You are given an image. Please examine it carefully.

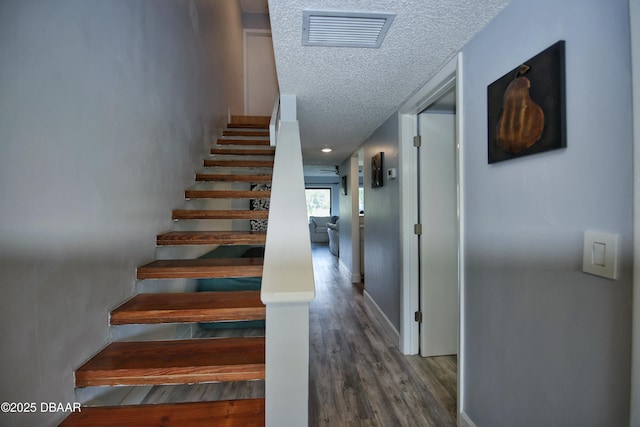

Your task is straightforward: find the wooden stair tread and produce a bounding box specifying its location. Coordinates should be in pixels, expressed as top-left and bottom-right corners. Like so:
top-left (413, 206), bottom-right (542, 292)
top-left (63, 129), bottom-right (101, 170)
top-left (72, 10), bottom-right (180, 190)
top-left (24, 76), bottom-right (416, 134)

top-left (211, 148), bottom-right (275, 156)
top-left (137, 257), bottom-right (264, 279)
top-left (230, 115), bottom-right (270, 127)
top-left (204, 159), bottom-right (274, 168)
top-left (111, 291), bottom-right (265, 325)
top-left (172, 209), bottom-right (269, 220)
top-left (60, 399), bottom-right (265, 427)
top-left (185, 190), bottom-right (271, 199)
top-left (157, 231), bottom-right (267, 246)
top-left (227, 122), bottom-right (269, 129)
top-left (217, 138), bottom-right (270, 146)
top-left (223, 130), bottom-right (269, 137)
top-left (196, 173), bottom-right (272, 183)
top-left (75, 337), bottom-right (265, 386)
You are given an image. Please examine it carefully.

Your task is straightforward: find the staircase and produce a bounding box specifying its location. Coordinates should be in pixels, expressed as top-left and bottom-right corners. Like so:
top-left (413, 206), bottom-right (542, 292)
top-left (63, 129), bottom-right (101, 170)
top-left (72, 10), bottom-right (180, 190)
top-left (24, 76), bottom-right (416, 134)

top-left (61, 116), bottom-right (273, 426)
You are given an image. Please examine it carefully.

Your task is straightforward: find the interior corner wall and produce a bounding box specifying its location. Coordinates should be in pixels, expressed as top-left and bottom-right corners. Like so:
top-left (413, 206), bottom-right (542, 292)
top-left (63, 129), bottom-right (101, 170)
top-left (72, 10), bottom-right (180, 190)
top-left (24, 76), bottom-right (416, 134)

top-left (242, 12), bottom-right (271, 30)
top-left (0, 1), bottom-right (243, 426)
top-left (362, 114), bottom-right (401, 330)
top-left (460, 0), bottom-right (633, 424)
top-left (338, 155), bottom-right (359, 281)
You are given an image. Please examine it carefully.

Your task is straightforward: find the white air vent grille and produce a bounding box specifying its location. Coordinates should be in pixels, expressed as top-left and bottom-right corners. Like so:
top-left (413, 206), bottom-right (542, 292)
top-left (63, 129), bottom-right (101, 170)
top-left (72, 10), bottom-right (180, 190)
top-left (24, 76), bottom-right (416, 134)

top-left (302, 11), bottom-right (395, 48)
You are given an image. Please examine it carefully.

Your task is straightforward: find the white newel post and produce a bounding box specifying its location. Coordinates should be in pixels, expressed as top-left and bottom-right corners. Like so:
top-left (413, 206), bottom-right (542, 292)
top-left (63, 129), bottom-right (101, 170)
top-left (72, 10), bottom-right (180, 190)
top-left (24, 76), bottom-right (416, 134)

top-left (262, 94), bottom-right (315, 427)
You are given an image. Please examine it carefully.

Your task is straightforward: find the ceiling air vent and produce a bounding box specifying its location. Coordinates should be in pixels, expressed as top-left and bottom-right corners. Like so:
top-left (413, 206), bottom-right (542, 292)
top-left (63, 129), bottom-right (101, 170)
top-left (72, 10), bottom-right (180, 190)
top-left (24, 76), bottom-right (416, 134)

top-left (302, 10), bottom-right (395, 48)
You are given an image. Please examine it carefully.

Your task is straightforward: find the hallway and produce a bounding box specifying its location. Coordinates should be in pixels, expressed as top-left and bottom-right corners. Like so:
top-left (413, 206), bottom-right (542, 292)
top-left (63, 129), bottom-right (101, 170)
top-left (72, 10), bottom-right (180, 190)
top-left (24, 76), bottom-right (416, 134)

top-left (309, 243), bottom-right (456, 426)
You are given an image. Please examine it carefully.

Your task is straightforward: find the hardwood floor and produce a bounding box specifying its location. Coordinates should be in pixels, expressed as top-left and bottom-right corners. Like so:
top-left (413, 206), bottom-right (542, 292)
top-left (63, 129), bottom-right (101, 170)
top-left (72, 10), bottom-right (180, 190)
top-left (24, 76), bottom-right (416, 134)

top-left (140, 243), bottom-right (456, 426)
top-left (308, 243), bottom-right (457, 427)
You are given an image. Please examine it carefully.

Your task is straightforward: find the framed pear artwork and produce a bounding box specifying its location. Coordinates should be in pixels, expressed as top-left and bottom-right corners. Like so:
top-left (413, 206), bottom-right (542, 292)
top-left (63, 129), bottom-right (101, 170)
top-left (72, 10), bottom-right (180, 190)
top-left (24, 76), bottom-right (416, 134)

top-left (487, 41), bottom-right (566, 163)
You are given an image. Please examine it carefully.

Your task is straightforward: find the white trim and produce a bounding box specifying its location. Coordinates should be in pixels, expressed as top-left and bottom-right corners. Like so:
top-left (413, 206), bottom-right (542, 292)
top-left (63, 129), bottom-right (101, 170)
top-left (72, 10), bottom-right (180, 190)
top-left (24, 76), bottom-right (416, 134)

top-left (363, 290), bottom-right (400, 347)
top-left (397, 53), bottom-right (465, 423)
top-left (456, 51), bottom-right (466, 425)
top-left (398, 112), bottom-right (420, 355)
top-left (459, 411), bottom-right (477, 427)
top-left (630, 0), bottom-right (640, 424)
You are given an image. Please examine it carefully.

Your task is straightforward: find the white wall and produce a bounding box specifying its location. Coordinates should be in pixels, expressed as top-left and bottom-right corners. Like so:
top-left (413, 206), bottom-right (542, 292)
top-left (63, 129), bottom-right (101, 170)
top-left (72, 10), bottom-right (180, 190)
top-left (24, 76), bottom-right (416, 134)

top-left (461, 0), bottom-right (633, 424)
top-left (0, 1), bottom-right (243, 426)
top-left (362, 114), bottom-right (401, 330)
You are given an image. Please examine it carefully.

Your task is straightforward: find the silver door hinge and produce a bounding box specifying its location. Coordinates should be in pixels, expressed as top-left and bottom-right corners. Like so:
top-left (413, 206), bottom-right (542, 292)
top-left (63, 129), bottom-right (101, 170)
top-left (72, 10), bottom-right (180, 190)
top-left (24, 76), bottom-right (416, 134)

top-left (414, 223), bottom-right (422, 235)
top-left (413, 135), bottom-right (422, 148)
top-left (415, 311), bottom-right (423, 323)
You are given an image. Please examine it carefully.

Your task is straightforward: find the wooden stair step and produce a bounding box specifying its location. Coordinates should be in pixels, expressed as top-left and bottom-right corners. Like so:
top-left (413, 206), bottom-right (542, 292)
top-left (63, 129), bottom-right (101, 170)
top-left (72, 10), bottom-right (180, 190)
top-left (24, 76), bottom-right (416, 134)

top-left (196, 173), bottom-right (272, 183)
top-left (172, 209), bottom-right (269, 220)
top-left (157, 231), bottom-right (266, 246)
top-left (211, 148), bottom-right (275, 156)
top-left (75, 337), bottom-right (265, 386)
top-left (227, 122), bottom-right (269, 129)
top-left (185, 190), bottom-right (271, 199)
top-left (137, 257), bottom-right (263, 279)
top-left (217, 139), bottom-right (270, 147)
top-left (111, 291), bottom-right (265, 325)
top-left (230, 115), bottom-right (270, 127)
top-left (60, 399), bottom-right (265, 427)
top-left (204, 159), bottom-right (274, 168)
top-left (222, 130), bottom-right (269, 137)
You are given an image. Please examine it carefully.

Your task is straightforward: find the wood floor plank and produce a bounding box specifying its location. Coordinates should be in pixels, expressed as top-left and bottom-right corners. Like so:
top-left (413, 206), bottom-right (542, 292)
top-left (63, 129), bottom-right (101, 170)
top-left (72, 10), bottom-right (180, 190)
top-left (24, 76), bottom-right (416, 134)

top-left (59, 399), bottom-right (265, 426)
top-left (156, 231), bottom-right (267, 246)
top-left (185, 190), bottom-right (271, 199)
top-left (195, 173), bottom-right (272, 183)
top-left (110, 291), bottom-right (265, 325)
top-left (211, 148), bottom-right (275, 156)
top-left (204, 159), bottom-right (274, 168)
top-left (172, 209), bottom-right (269, 220)
top-left (137, 258), bottom-right (263, 279)
top-left (75, 337), bottom-right (265, 387)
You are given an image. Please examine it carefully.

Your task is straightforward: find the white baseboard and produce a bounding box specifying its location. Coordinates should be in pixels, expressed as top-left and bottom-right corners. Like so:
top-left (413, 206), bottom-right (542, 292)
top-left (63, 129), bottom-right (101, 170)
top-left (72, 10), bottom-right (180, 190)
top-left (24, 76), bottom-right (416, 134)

top-left (460, 411), bottom-right (477, 427)
top-left (363, 290), bottom-right (400, 348)
top-left (338, 258), bottom-right (361, 284)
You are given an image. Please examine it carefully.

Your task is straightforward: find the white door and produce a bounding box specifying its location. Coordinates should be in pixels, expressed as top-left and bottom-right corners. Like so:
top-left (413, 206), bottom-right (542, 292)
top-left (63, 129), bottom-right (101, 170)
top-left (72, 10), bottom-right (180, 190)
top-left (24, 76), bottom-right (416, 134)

top-left (244, 30), bottom-right (278, 116)
top-left (418, 96), bottom-right (458, 357)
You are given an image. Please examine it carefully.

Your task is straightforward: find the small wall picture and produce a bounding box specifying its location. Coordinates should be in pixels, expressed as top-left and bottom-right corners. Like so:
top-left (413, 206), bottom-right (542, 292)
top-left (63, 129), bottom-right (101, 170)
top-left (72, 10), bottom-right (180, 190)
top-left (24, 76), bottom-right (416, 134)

top-left (341, 175), bottom-right (348, 195)
top-left (487, 40), bottom-right (566, 163)
top-left (371, 152), bottom-right (384, 188)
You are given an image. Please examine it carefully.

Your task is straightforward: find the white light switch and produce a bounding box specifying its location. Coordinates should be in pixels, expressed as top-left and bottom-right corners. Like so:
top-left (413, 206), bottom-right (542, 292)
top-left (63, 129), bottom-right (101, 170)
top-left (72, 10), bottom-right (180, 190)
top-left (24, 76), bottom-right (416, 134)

top-left (583, 231), bottom-right (618, 280)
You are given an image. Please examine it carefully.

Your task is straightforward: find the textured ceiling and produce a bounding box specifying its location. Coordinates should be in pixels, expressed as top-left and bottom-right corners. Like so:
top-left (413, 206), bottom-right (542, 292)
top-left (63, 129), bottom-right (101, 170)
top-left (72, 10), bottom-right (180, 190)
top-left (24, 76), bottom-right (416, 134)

top-left (268, 0), bottom-right (510, 169)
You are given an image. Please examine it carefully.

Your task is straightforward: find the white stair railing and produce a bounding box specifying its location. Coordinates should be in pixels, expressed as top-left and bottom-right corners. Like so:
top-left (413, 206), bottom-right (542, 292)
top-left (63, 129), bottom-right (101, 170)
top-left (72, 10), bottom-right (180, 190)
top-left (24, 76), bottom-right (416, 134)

top-left (262, 94), bottom-right (316, 427)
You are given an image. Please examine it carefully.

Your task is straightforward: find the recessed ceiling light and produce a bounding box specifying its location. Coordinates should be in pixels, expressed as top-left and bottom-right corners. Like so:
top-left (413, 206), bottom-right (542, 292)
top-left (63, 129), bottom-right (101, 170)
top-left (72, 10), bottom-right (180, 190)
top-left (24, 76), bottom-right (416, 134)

top-left (321, 147), bottom-right (332, 153)
top-left (302, 10), bottom-right (395, 48)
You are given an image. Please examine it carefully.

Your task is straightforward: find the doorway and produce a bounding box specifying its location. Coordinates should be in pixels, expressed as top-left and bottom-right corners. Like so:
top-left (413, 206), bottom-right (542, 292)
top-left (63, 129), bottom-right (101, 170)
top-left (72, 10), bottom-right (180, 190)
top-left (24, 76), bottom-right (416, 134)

top-left (243, 29), bottom-right (278, 116)
top-left (397, 53), bottom-right (463, 419)
top-left (417, 90), bottom-right (458, 357)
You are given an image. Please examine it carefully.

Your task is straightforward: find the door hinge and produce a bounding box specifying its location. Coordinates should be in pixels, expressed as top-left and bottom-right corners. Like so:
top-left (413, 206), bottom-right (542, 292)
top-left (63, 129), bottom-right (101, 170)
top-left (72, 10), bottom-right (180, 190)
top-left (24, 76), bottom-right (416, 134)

top-left (415, 311), bottom-right (423, 323)
top-left (413, 135), bottom-right (422, 148)
top-left (414, 223), bottom-right (422, 235)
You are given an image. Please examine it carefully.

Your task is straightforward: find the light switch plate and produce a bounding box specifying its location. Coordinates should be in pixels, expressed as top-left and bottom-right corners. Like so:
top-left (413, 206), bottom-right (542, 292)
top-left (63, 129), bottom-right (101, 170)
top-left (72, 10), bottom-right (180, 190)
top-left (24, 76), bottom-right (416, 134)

top-left (582, 231), bottom-right (618, 280)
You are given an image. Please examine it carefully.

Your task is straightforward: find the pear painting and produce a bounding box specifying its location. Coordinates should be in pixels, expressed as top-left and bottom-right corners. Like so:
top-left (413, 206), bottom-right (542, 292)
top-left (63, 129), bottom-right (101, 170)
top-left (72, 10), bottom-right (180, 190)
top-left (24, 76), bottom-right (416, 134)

top-left (495, 64), bottom-right (545, 154)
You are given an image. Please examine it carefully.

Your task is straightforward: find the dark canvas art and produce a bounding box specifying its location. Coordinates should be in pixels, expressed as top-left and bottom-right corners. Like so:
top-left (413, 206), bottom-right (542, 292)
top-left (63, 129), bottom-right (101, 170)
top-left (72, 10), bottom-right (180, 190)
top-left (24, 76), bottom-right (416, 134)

top-left (371, 152), bottom-right (384, 188)
top-left (487, 41), bottom-right (566, 163)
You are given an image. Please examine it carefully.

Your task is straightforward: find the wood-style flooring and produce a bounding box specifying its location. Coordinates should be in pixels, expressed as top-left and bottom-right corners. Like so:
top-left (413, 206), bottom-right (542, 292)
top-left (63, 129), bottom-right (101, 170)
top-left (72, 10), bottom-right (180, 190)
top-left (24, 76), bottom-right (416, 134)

top-left (141, 243), bottom-right (456, 426)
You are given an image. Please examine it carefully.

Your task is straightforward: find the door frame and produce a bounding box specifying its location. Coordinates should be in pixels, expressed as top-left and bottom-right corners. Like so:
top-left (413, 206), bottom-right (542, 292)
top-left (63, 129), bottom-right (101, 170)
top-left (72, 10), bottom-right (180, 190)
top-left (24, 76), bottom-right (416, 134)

top-left (630, 0), bottom-right (639, 423)
top-left (243, 29), bottom-right (274, 116)
top-left (397, 52), bottom-right (465, 417)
